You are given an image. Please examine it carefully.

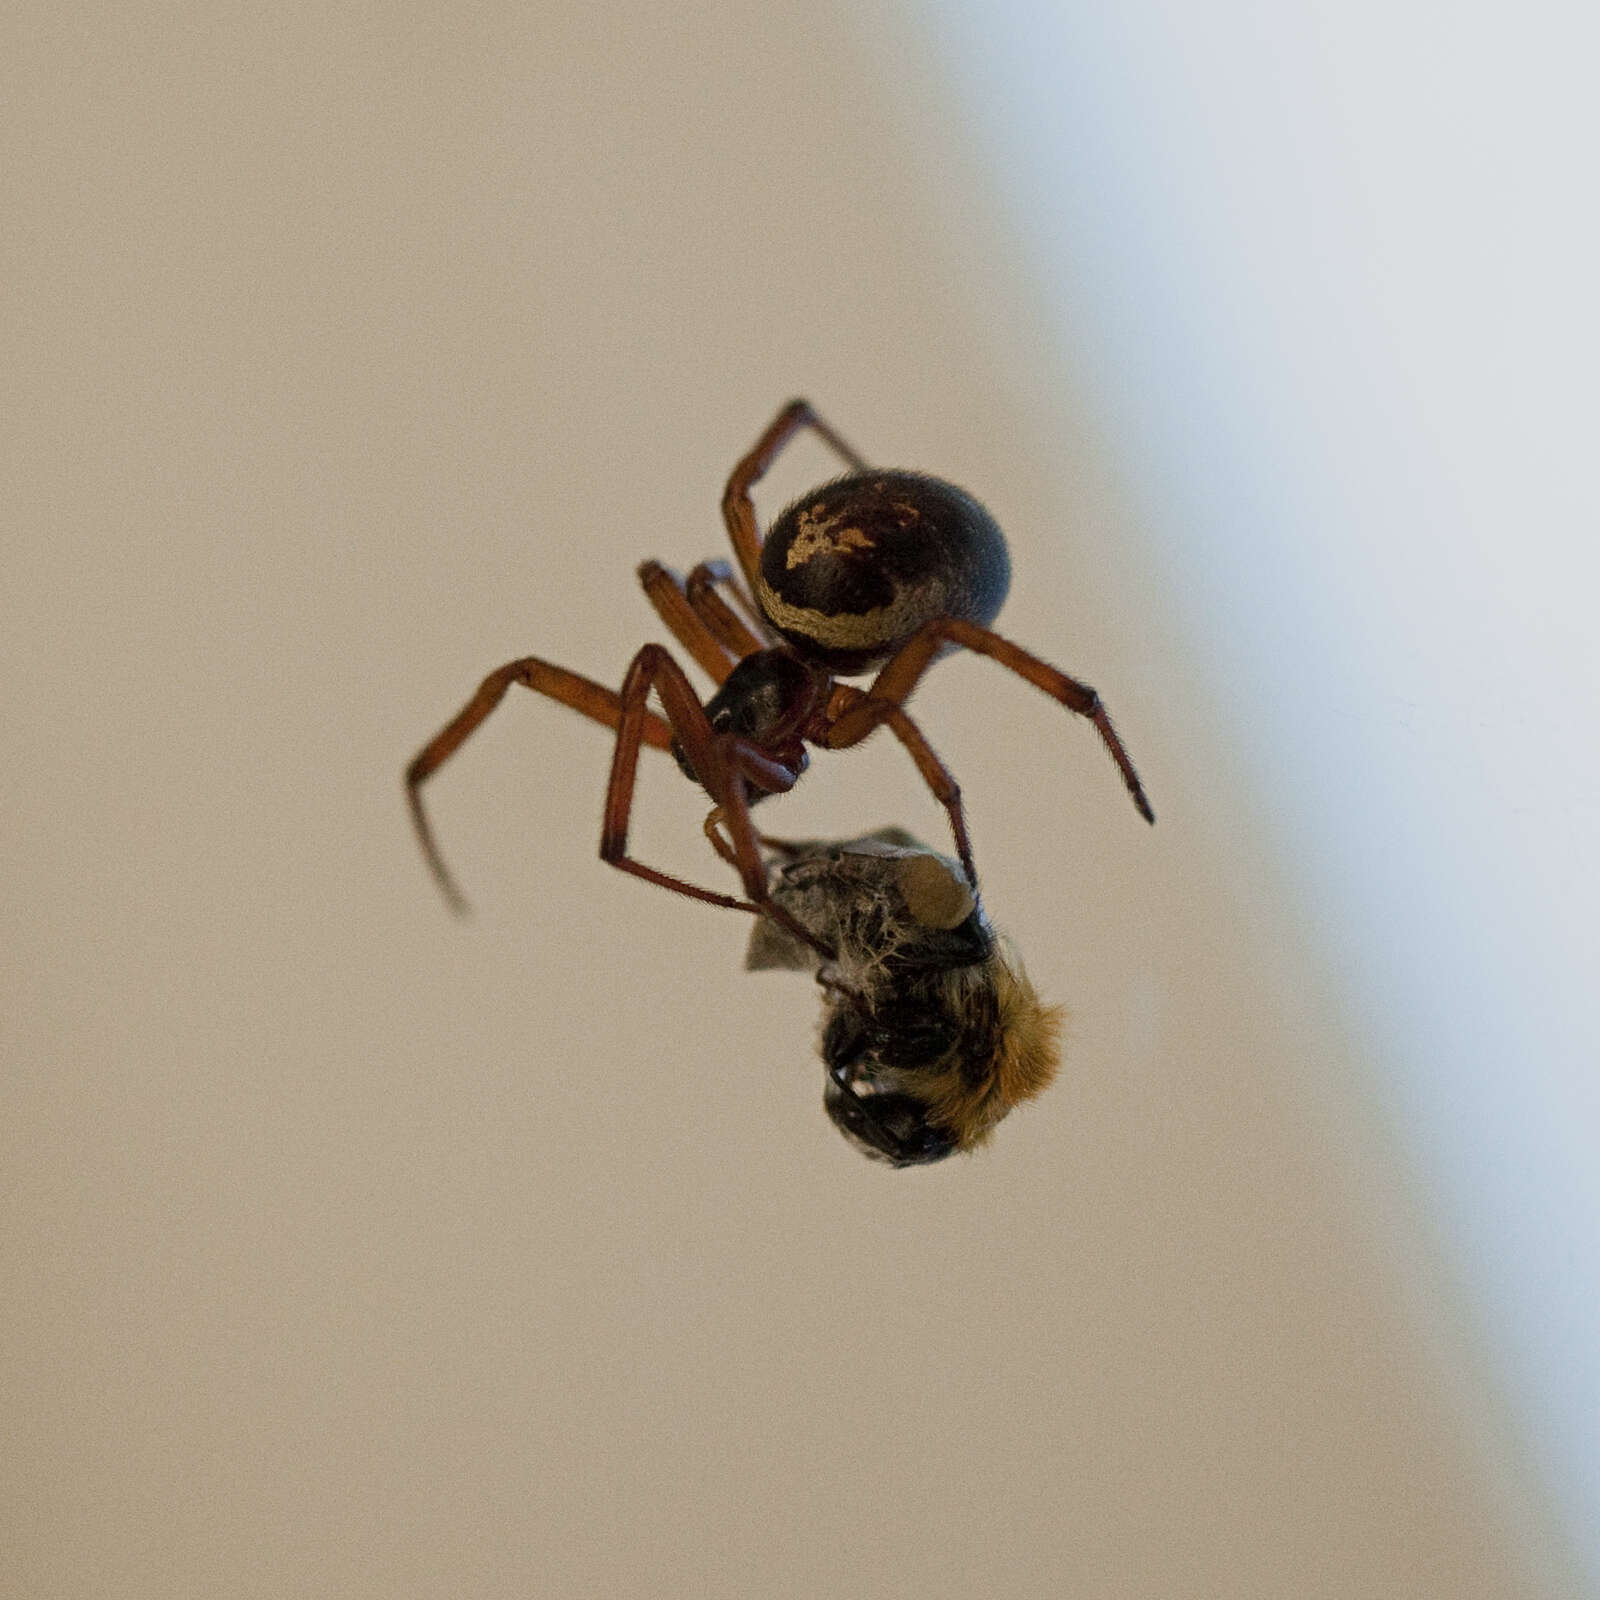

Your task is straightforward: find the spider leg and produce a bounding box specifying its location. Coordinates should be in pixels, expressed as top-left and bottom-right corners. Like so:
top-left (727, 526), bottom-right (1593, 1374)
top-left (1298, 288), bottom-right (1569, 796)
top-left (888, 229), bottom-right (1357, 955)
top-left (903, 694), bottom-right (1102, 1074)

top-left (721, 399), bottom-right (869, 590)
top-left (406, 657), bottom-right (675, 913)
top-left (830, 618), bottom-right (1155, 824)
top-left (637, 560), bottom-right (739, 684)
top-left (702, 807), bottom-right (742, 872)
top-left (821, 686), bottom-right (978, 886)
top-left (601, 644), bottom-right (835, 956)
top-left (685, 559), bottom-right (773, 655)
top-left (700, 811), bottom-right (823, 885)
top-left (745, 831), bottom-right (822, 860)
top-left (704, 810), bottom-right (859, 972)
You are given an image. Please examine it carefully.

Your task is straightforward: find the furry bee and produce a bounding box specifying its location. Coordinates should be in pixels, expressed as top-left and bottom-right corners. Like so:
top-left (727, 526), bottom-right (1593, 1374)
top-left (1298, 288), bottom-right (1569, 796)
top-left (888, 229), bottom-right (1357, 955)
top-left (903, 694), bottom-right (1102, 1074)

top-left (746, 829), bottom-right (1062, 1166)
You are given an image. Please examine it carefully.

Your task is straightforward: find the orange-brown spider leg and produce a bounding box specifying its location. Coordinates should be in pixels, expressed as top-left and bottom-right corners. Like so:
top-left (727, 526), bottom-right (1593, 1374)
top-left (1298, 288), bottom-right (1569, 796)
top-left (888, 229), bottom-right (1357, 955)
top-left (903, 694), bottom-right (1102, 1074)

top-left (701, 812), bottom-right (821, 876)
top-left (832, 618), bottom-right (1156, 825)
top-left (701, 808), bottom-right (760, 875)
top-left (637, 560), bottom-right (738, 684)
top-left (706, 813), bottom-right (870, 1005)
top-left (406, 657), bottom-right (675, 913)
top-left (821, 688), bottom-right (978, 886)
top-left (736, 830), bottom-right (823, 861)
top-left (685, 559), bottom-right (772, 655)
top-left (721, 399), bottom-right (869, 590)
top-left (601, 644), bottom-right (836, 956)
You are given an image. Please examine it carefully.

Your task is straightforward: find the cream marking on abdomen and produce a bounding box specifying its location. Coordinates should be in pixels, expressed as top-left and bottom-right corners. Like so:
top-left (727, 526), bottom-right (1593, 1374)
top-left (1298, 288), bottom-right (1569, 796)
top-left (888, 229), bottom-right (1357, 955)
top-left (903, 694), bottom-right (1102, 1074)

top-left (754, 574), bottom-right (948, 653)
top-left (784, 505), bottom-right (878, 570)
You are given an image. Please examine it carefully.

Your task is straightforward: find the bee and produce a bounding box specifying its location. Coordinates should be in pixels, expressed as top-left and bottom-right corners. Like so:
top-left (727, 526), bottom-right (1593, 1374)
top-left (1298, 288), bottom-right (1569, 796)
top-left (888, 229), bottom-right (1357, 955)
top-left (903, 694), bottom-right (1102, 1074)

top-left (747, 829), bottom-right (1063, 1166)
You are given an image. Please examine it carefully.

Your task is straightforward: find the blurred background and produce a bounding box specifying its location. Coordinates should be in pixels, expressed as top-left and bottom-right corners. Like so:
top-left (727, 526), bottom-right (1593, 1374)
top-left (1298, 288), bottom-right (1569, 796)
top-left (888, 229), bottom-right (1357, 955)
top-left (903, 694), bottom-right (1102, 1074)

top-left (5, 2), bottom-right (1594, 1595)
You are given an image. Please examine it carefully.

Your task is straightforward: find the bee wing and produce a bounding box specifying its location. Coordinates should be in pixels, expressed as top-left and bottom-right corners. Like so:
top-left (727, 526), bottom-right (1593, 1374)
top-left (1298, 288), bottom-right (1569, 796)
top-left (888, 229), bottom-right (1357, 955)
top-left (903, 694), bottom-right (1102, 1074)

top-left (745, 915), bottom-right (815, 971)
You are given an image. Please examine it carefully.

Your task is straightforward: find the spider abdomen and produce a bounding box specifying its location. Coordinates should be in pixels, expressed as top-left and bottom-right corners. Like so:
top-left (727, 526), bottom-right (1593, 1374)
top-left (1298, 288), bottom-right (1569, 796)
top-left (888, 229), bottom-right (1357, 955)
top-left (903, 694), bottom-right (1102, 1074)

top-left (755, 471), bottom-right (1011, 675)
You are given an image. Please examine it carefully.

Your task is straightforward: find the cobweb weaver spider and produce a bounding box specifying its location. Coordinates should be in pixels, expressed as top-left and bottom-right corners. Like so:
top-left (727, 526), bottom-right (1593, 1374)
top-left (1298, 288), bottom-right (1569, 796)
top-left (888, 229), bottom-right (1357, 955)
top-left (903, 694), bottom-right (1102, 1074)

top-left (406, 400), bottom-right (1153, 956)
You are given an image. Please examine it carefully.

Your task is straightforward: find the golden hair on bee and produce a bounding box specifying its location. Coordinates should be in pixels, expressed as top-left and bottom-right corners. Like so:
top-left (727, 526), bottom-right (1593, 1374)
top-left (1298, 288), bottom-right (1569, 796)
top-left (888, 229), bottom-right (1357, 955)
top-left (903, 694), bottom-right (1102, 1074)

top-left (746, 828), bottom-right (1064, 1166)
top-left (913, 945), bottom-right (1063, 1153)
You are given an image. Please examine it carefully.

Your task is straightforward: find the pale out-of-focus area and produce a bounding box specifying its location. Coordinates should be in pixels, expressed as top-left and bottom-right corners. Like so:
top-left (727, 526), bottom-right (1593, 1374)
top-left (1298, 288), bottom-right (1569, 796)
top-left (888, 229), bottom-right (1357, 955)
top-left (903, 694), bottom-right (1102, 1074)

top-left (4, 2), bottom-right (1591, 1596)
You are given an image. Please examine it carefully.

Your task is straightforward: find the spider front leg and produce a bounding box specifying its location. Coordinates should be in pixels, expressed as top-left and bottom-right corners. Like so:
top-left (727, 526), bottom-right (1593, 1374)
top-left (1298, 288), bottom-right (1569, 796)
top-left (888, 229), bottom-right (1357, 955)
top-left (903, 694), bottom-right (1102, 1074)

top-left (601, 644), bottom-right (836, 957)
top-left (819, 685), bottom-right (978, 886)
top-left (831, 619), bottom-right (1156, 825)
top-left (721, 399), bottom-right (868, 591)
top-left (406, 656), bottom-right (674, 913)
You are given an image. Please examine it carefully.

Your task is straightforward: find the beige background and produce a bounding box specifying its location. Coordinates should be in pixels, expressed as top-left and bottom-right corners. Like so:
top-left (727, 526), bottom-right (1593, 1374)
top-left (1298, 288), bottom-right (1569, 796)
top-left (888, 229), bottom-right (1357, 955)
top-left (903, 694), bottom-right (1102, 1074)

top-left (4, 2), bottom-right (1581, 1596)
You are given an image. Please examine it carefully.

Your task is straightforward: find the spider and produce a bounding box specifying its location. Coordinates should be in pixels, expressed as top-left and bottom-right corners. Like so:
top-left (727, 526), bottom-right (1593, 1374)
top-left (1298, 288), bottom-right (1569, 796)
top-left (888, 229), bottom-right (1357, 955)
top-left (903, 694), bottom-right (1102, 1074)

top-left (406, 400), bottom-right (1153, 953)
